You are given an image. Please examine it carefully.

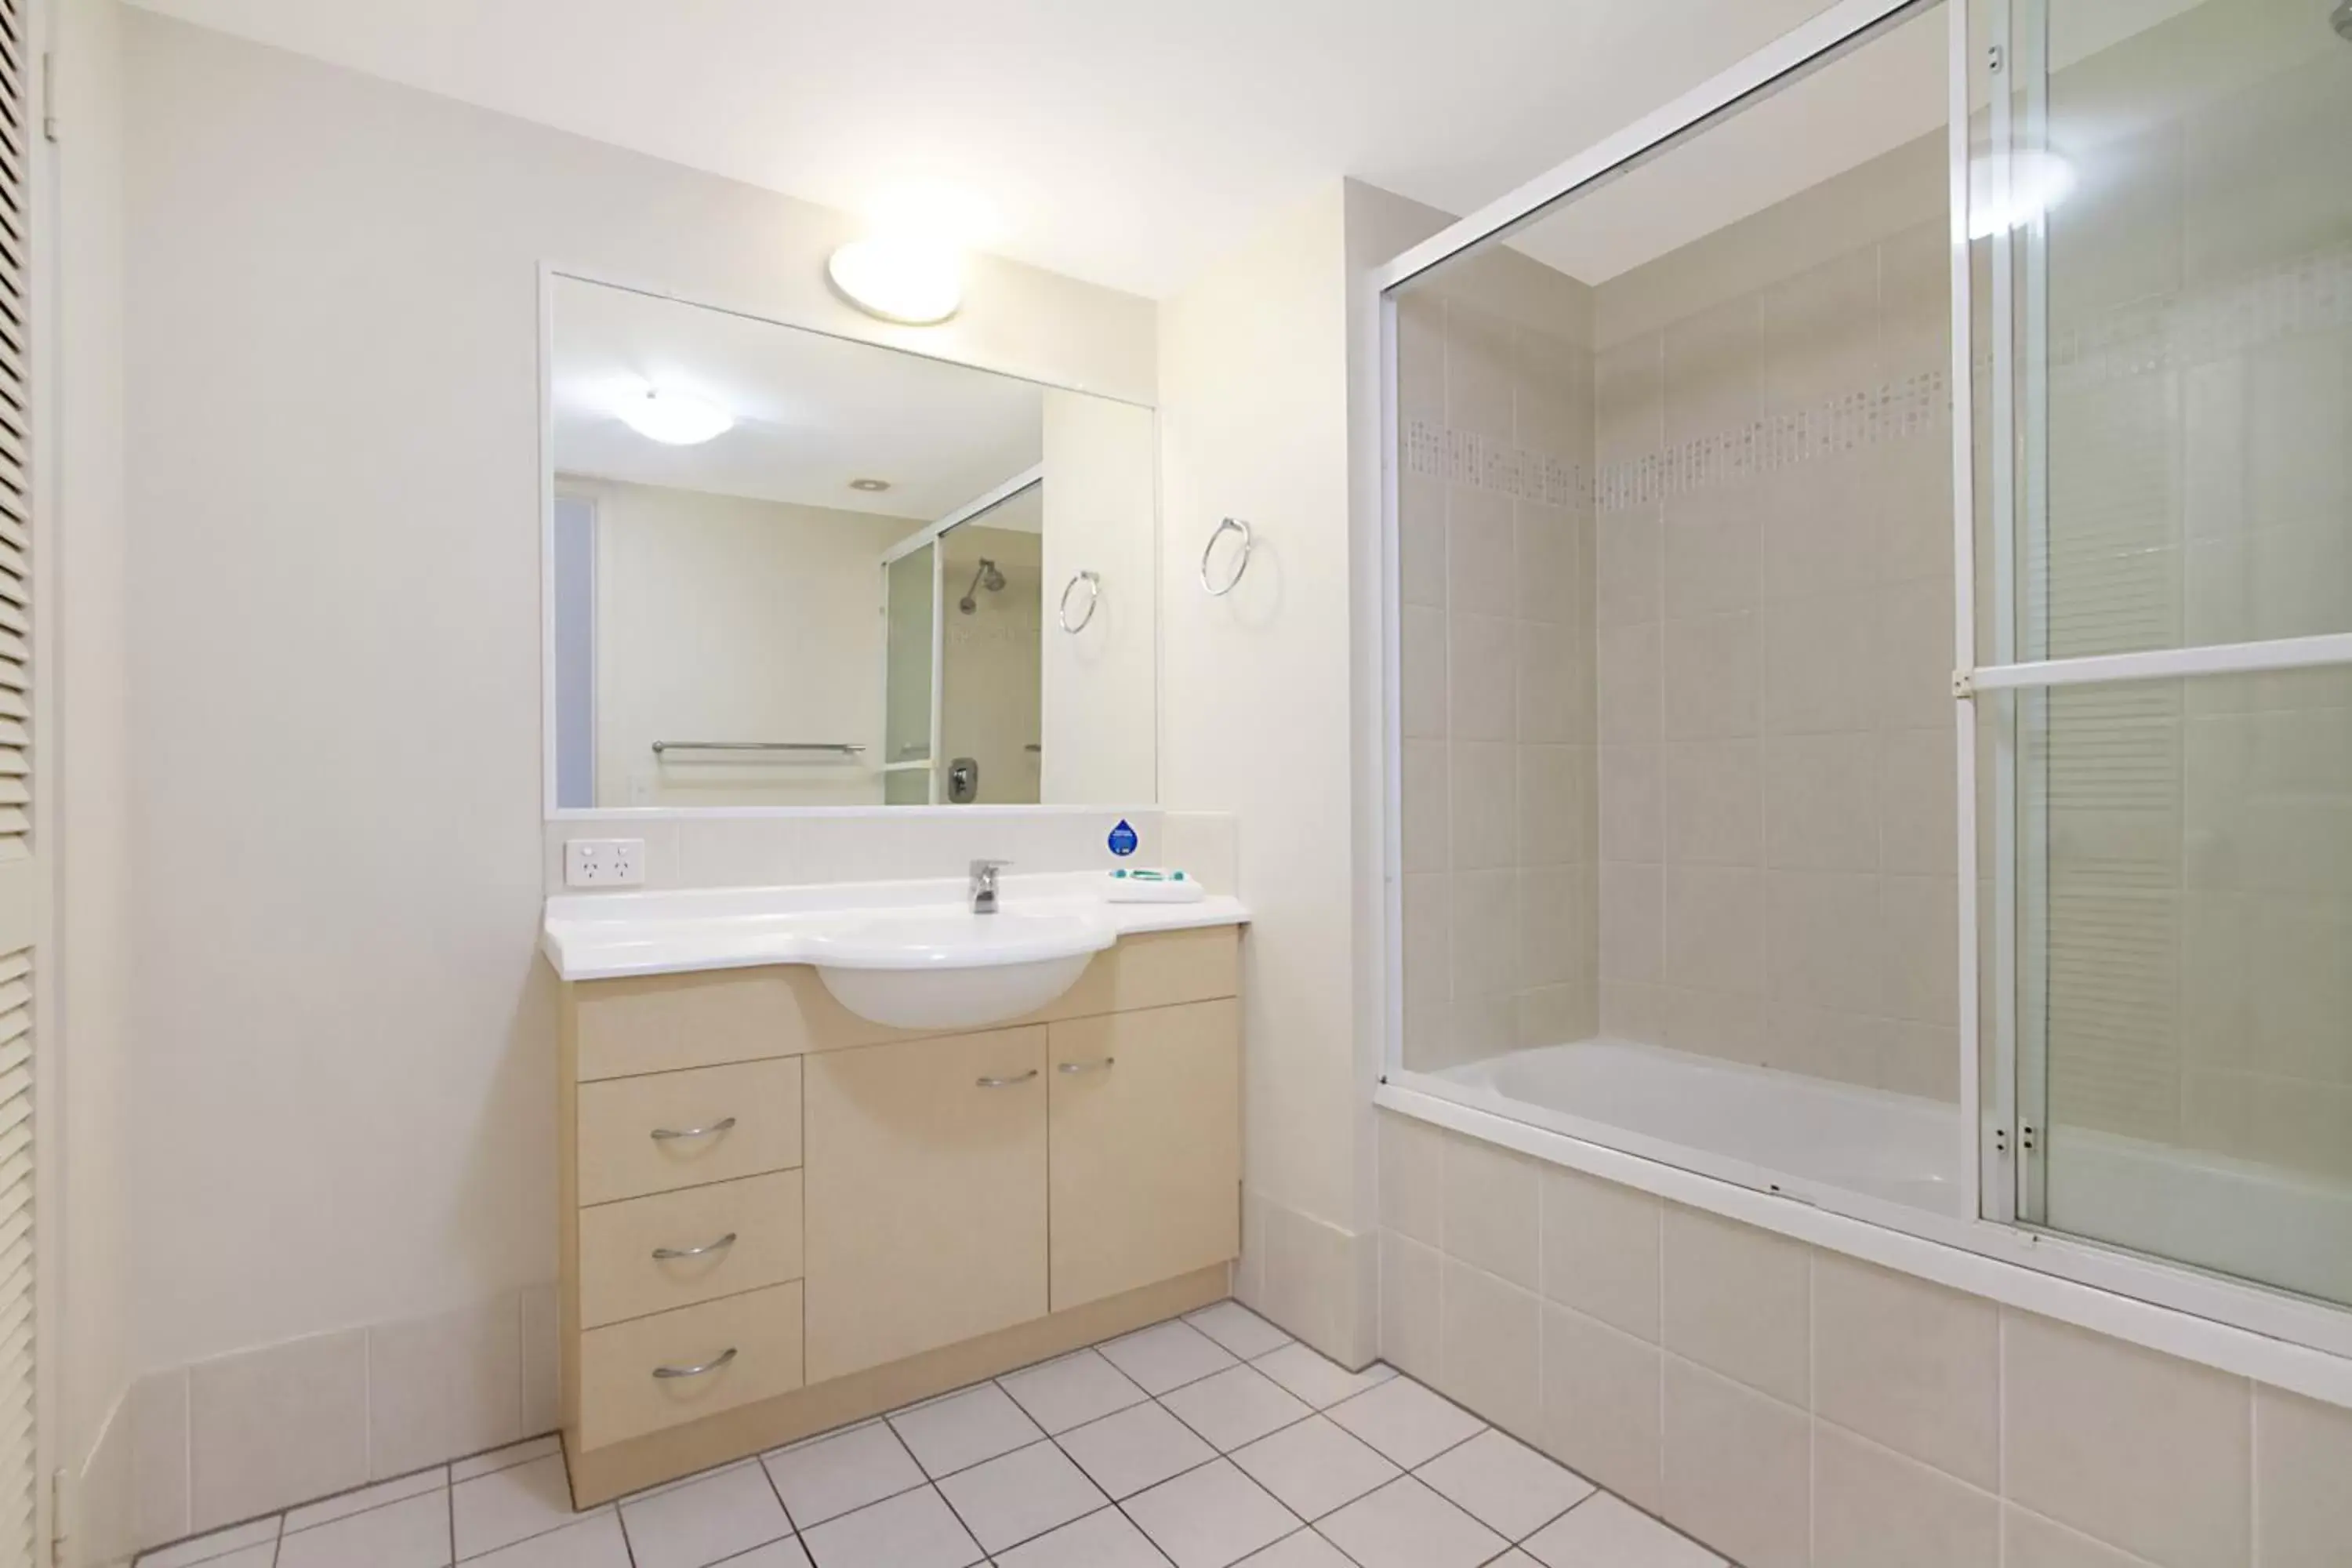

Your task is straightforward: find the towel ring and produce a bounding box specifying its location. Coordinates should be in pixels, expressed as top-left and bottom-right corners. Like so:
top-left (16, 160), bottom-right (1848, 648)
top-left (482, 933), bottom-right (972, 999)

top-left (1058, 570), bottom-right (1101, 633)
top-left (1200, 517), bottom-right (1252, 597)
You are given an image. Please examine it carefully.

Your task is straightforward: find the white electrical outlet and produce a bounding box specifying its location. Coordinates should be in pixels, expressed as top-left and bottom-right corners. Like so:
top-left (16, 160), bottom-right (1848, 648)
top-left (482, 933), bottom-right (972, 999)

top-left (565, 838), bottom-right (645, 887)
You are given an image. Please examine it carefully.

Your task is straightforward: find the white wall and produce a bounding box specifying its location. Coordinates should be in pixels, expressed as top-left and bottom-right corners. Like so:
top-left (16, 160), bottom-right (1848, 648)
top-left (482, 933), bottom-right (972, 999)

top-left (574, 477), bottom-right (908, 808)
top-left (1157, 179), bottom-right (1446, 1361)
top-left (114, 4), bottom-right (1156, 1396)
top-left (1040, 390), bottom-right (1158, 804)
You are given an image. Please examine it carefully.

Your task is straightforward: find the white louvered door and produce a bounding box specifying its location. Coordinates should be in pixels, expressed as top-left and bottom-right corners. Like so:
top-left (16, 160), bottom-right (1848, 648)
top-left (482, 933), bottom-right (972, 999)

top-left (0, 0), bottom-right (38, 1559)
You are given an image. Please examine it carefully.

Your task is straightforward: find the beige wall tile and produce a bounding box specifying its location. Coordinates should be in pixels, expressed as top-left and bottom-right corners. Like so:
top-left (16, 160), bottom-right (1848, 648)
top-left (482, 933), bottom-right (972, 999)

top-left (1600, 979), bottom-right (1665, 1043)
top-left (1377, 1113), bottom-right (1446, 1247)
top-left (1518, 503), bottom-right (1581, 626)
top-left (1661, 740), bottom-right (1760, 867)
top-left (129, 1368), bottom-right (191, 1552)
top-left (2003, 1311), bottom-right (2251, 1568)
top-left (1813, 1421), bottom-right (1998, 1568)
top-left (1759, 462), bottom-right (1879, 604)
top-left (1402, 604), bottom-right (1449, 741)
top-left (1598, 622), bottom-right (1662, 745)
top-left (1399, 471), bottom-right (1448, 611)
top-left (1595, 335), bottom-right (1664, 467)
top-left (368, 1298), bottom-right (524, 1481)
top-left (1439, 1258), bottom-right (1543, 1439)
top-left (1519, 617), bottom-right (1582, 744)
top-left (1379, 1229), bottom-right (1443, 1385)
top-left (1661, 1356), bottom-right (1808, 1568)
top-left (1599, 862), bottom-right (1663, 984)
top-left (1401, 739), bottom-right (1450, 876)
top-left (1877, 726), bottom-right (1958, 875)
top-left (520, 1284), bottom-right (560, 1438)
top-left (1663, 865), bottom-right (1765, 997)
top-left (2003, 1506), bottom-right (2161, 1568)
top-left (1521, 869), bottom-right (1583, 990)
top-left (1451, 742), bottom-right (1517, 871)
top-left (1540, 1303), bottom-right (1662, 1511)
top-left (1757, 248), bottom-right (1880, 412)
top-left (1597, 510), bottom-right (1663, 630)
top-left (1762, 592), bottom-right (1878, 735)
top-left (189, 1328), bottom-right (368, 1531)
top-left (1763, 1000), bottom-right (1887, 1087)
top-left (1663, 295), bottom-right (1761, 448)
top-left (1764, 733), bottom-right (1878, 873)
top-left (1661, 612), bottom-right (1759, 742)
top-left (1880, 873), bottom-right (1959, 1025)
top-left (1450, 613), bottom-right (1518, 742)
top-left (1662, 984), bottom-right (1768, 1064)
top-left (1812, 1254), bottom-right (1997, 1489)
top-left (1538, 1167), bottom-right (1660, 1341)
top-left (1660, 1207), bottom-right (1809, 1406)
top-left (1453, 869), bottom-right (1519, 1000)
top-left (1664, 487), bottom-right (1759, 621)
top-left (1519, 746), bottom-right (1585, 867)
top-left (2253, 1385), bottom-right (2352, 1568)
top-left (1449, 485), bottom-right (1518, 620)
top-left (1766, 869), bottom-right (1884, 1014)
top-left (1877, 577), bottom-right (1955, 730)
top-left (1441, 1135), bottom-right (1541, 1292)
top-left (1446, 303), bottom-right (1516, 441)
top-left (1600, 744), bottom-right (1662, 864)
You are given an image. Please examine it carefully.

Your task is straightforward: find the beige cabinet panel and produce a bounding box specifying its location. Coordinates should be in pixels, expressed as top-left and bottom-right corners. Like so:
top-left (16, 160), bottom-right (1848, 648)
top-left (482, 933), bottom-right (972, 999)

top-left (804, 1027), bottom-right (1049, 1383)
top-left (578, 1058), bottom-right (802, 1206)
top-left (578, 1170), bottom-right (804, 1330)
top-left (577, 1281), bottom-right (804, 1450)
top-left (1046, 926), bottom-right (1239, 1021)
top-left (1047, 999), bottom-right (1240, 1311)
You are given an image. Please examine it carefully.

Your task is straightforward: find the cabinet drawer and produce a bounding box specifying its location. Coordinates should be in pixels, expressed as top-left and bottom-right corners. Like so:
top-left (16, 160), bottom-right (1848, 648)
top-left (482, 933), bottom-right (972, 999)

top-left (578, 1171), bottom-right (803, 1330)
top-left (577, 1282), bottom-right (804, 1451)
top-left (578, 1058), bottom-right (801, 1206)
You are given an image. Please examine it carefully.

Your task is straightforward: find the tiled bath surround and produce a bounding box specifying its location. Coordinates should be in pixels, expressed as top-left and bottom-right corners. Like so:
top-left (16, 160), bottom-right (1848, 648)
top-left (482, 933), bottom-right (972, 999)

top-left (1377, 1109), bottom-right (2352, 1568)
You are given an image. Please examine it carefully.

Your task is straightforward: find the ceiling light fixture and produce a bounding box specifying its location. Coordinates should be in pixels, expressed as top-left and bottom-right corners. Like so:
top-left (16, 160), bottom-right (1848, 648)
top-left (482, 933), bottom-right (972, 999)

top-left (828, 235), bottom-right (963, 325)
top-left (1967, 148), bottom-right (2075, 239)
top-left (849, 477), bottom-right (892, 492)
top-left (614, 387), bottom-right (733, 445)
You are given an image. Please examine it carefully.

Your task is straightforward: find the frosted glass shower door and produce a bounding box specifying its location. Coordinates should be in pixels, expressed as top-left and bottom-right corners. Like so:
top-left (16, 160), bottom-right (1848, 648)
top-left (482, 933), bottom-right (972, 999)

top-left (1994, 0), bottom-right (2352, 1306)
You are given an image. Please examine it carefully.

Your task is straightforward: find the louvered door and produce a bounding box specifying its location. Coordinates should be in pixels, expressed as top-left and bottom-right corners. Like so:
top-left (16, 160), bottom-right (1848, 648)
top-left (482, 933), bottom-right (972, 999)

top-left (0, 0), bottom-right (38, 1559)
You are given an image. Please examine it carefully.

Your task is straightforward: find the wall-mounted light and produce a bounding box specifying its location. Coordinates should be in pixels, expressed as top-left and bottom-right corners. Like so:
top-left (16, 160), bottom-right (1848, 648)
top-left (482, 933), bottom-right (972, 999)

top-left (1967, 148), bottom-right (2075, 239)
top-left (614, 386), bottom-right (733, 445)
top-left (828, 236), bottom-right (963, 325)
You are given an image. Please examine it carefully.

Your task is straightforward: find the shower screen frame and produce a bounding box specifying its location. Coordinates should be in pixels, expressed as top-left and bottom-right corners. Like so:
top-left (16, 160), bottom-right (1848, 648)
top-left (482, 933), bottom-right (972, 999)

top-left (1370, 0), bottom-right (2352, 1370)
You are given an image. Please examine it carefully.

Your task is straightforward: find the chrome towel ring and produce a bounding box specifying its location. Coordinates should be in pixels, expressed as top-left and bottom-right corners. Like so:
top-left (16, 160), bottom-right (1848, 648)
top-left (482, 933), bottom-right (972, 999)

top-left (1201, 517), bottom-right (1252, 597)
top-left (1058, 569), bottom-right (1101, 633)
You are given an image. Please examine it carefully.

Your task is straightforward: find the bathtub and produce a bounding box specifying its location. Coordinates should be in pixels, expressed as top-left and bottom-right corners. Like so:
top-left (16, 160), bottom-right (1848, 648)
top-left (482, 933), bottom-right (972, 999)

top-left (1420, 1036), bottom-right (2352, 1308)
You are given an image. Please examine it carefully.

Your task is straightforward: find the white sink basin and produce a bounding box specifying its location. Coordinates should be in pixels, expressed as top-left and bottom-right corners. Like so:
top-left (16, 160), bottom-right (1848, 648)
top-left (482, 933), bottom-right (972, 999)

top-left (803, 909), bottom-right (1116, 1030)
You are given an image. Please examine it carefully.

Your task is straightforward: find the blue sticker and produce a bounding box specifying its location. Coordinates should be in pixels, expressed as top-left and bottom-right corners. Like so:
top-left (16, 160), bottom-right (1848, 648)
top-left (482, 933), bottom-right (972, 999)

top-left (1107, 819), bottom-right (1139, 857)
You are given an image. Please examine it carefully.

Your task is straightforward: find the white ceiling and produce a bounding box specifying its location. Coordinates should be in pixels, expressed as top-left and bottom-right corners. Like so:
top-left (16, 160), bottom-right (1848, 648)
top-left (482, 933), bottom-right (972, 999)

top-left (550, 275), bottom-right (1044, 520)
top-left (125, 0), bottom-right (1858, 299)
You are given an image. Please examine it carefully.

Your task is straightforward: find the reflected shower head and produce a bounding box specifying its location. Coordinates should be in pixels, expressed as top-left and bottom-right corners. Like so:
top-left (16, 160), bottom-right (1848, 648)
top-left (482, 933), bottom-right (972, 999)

top-left (957, 558), bottom-right (1007, 614)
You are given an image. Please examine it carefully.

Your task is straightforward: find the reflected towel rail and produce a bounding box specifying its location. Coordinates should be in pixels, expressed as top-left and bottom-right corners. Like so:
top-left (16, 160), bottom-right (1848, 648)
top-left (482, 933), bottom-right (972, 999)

top-left (652, 741), bottom-right (866, 756)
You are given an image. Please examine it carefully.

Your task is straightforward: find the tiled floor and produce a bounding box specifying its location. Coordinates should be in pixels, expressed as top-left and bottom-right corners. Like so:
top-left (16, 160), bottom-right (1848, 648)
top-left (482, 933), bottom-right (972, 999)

top-left (135, 1300), bottom-right (1729, 1568)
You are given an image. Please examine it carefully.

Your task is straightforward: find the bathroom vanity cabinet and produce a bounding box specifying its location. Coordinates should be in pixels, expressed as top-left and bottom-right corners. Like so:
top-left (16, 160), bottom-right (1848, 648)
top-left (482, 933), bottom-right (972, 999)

top-left (553, 925), bottom-right (1241, 1504)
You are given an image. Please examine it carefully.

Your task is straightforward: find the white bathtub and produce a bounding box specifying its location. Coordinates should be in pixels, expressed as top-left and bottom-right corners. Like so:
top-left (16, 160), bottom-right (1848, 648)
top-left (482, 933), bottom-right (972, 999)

top-left (1424, 1036), bottom-right (2352, 1306)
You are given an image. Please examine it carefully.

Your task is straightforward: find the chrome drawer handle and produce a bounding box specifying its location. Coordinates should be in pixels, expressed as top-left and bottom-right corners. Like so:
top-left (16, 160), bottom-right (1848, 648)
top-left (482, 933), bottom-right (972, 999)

top-left (652, 1347), bottom-right (738, 1380)
top-left (975, 1069), bottom-right (1040, 1088)
top-left (650, 1117), bottom-right (736, 1142)
top-left (652, 1233), bottom-right (737, 1261)
top-left (1056, 1057), bottom-right (1116, 1074)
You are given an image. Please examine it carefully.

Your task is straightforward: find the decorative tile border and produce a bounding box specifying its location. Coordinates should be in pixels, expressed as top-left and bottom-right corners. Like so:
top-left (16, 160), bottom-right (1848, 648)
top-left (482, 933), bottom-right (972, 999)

top-left (1403, 417), bottom-right (1592, 512)
top-left (2050, 241), bottom-right (2352, 386)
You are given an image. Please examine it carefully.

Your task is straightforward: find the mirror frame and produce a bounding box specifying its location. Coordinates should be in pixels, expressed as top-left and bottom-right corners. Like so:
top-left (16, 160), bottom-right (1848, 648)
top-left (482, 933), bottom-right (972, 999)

top-left (536, 263), bottom-right (1163, 821)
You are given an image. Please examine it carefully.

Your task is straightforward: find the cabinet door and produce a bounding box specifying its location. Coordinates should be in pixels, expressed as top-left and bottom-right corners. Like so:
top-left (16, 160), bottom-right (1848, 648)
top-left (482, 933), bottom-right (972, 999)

top-left (803, 1026), bottom-right (1048, 1383)
top-left (1048, 998), bottom-right (1240, 1311)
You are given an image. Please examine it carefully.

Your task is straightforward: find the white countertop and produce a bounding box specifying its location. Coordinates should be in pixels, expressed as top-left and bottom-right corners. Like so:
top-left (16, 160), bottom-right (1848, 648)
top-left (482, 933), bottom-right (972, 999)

top-left (540, 871), bottom-right (1250, 982)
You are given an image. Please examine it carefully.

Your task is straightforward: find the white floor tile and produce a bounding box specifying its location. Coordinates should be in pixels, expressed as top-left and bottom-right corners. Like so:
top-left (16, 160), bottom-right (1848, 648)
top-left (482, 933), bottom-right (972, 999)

top-left (1163, 1365), bottom-right (1314, 1452)
top-left (1123, 1457), bottom-right (1301, 1568)
top-left (619, 1460), bottom-right (792, 1568)
top-left (1414, 1428), bottom-right (1595, 1541)
top-left (1098, 1319), bottom-right (1240, 1395)
top-left (452, 1437), bottom-right (561, 1484)
top-left (999, 1349), bottom-right (1149, 1435)
top-left (934, 1440), bottom-right (1105, 1555)
top-left (1249, 1345), bottom-right (1397, 1410)
top-left (452, 1453), bottom-right (599, 1560)
top-left (1187, 1302), bottom-right (1294, 1360)
top-left (889, 1383), bottom-right (1045, 1478)
top-left (179, 1548), bottom-right (274, 1568)
top-left (278, 1489), bottom-right (450, 1568)
top-left (285, 1467), bottom-right (448, 1534)
top-left (137, 1518), bottom-right (281, 1568)
top-left (1229, 1416), bottom-right (1399, 1522)
top-left (1491, 1555), bottom-right (1545, 1566)
top-left (462, 1511), bottom-right (632, 1568)
top-left (1521, 1494), bottom-right (1725, 1568)
top-left (713, 1543), bottom-right (812, 1568)
top-left (1054, 1399), bottom-right (1218, 1500)
top-left (796, 1486), bottom-right (983, 1568)
top-left (1325, 1377), bottom-right (1485, 1468)
top-left (1236, 1532), bottom-right (1354, 1567)
top-left (1316, 1475), bottom-right (1506, 1568)
top-left (763, 1421), bottom-right (927, 1527)
top-left (990, 1506), bottom-right (1167, 1568)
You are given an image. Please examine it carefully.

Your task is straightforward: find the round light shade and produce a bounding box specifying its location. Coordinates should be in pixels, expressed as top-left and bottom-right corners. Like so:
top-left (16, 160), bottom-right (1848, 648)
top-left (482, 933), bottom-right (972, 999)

top-left (615, 387), bottom-right (733, 446)
top-left (828, 237), bottom-right (962, 325)
top-left (1967, 148), bottom-right (2075, 240)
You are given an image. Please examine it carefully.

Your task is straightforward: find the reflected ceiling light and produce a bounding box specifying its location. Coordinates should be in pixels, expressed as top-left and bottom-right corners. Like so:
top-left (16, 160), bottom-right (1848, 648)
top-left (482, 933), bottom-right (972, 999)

top-left (1967, 148), bottom-right (2075, 239)
top-left (849, 477), bottom-right (892, 492)
top-left (828, 235), bottom-right (963, 325)
top-left (614, 386), bottom-right (732, 445)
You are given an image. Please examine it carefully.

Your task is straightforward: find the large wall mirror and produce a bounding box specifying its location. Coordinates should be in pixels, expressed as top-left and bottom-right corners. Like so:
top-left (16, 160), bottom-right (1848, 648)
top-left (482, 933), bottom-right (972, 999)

top-left (543, 275), bottom-right (1158, 811)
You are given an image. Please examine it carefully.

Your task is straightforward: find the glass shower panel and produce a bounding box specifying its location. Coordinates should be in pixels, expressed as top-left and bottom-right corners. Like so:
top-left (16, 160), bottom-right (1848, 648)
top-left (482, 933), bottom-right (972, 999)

top-left (884, 543), bottom-right (936, 802)
top-left (2007, 0), bottom-right (2352, 1304)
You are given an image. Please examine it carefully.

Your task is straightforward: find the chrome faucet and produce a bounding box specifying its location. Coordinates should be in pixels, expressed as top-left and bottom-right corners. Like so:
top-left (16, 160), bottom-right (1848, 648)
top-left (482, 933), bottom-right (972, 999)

top-left (969, 858), bottom-right (1010, 914)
